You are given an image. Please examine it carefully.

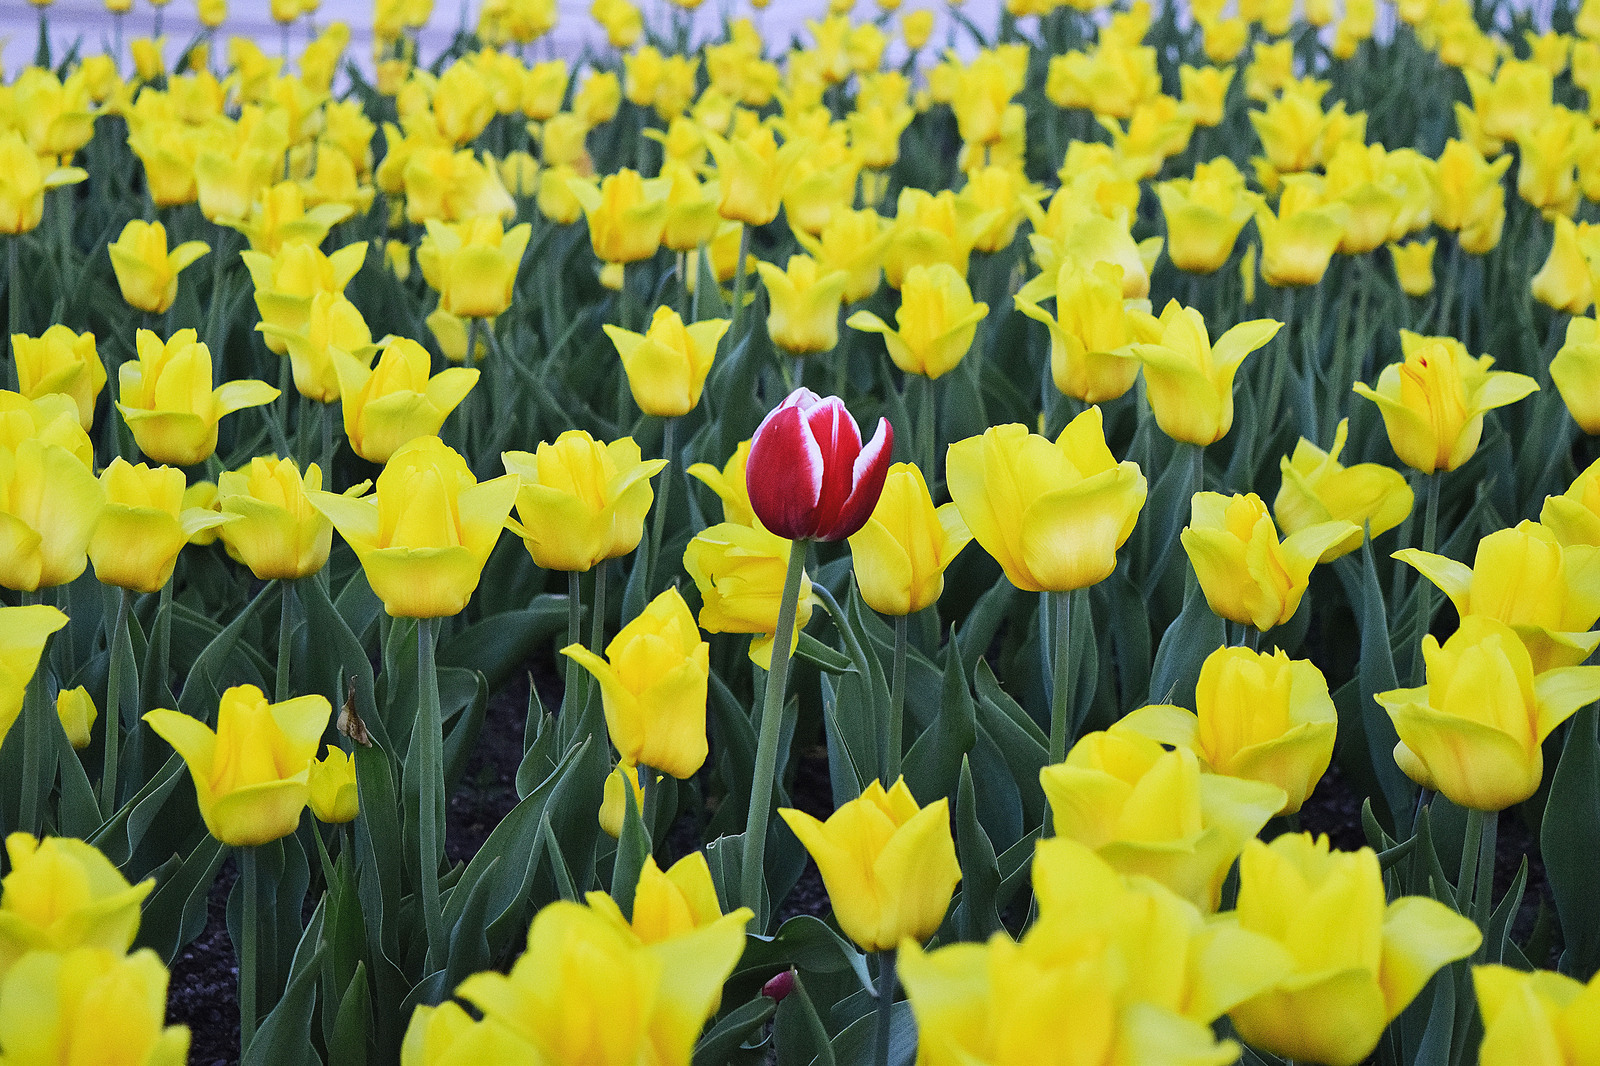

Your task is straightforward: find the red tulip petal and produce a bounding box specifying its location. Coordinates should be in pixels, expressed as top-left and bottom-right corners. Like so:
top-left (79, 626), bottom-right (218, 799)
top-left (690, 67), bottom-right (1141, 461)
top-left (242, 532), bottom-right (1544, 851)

top-left (808, 396), bottom-right (864, 539)
top-left (747, 402), bottom-right (825, 539)
top-left (823, 416), bottom-right (894, 541)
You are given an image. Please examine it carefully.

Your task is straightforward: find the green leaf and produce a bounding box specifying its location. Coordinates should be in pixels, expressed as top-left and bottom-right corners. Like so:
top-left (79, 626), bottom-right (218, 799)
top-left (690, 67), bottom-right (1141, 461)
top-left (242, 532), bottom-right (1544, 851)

top-left (774, 974), bottom-right (838, 1066)
top-left (136, 834), bottom-right (225, 964)
top-left (326, 964), bottom-right (370, 1066)
top-left (1542, 704), bottom-right (1600, 978)
top-left (734, 915), bottom-right (872, 994)
top-left (1148, 568), bottom-right (1225, 710)
top-left (903, 633), bottom-right (976, 803)
top-left (693, 996), bottom-right (777, 1066)
top-left (175, 580), bottom-right (275, 720)
top-left (439, 598), bottom-right (569, 693)
top-left (242, 900), bottom-right (327, 1066)
top-left (1350, 542), bottom-right (1418, 833)
top-left (953, 756), bottom-right (1001, 941)
top-left (610, 766), bottom-right (652, 918)
top-left (826, 1000), bottom-right (914, 1066)
top-left (796, 633), bottom-right (854, 674)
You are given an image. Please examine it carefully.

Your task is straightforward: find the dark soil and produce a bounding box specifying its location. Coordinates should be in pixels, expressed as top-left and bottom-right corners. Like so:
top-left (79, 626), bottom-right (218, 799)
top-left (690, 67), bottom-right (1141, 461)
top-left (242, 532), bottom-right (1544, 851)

top-left (165, 860), bottom-right (239, 1066)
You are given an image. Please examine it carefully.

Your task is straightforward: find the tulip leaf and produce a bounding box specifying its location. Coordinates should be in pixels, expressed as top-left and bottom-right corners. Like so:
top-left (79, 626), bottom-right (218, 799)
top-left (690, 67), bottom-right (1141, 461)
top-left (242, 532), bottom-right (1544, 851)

top-left (53, 708), bottom-right (102, 839)
top-left (135, 832), bottom-right (226, 964)
top-left (954, 574), bottom-right (1018, 675)
top-left (707, 673), bottom-right (758, 834)
top-left (1351, 541), bottom-right (1417, 833)
top-left (973, 660), bottom-right (1047, 831)
top-left (242, 899), bottom-right (327, 1066)
top-left (1403, 958), bottom-right (1455, 1066)
top-left (1542, 704), bottom-right (1600, 979)
top-left (298, 574), bottom-right (382, 750)
top-left (796, 633), bottom-right (854, 674)
top-left (1148, 569), bottom-right (1225, 711)
top-left (735, 915), bottom-right (873, 994)
top-left (437, 597), bottom-right (568, 693)
top-left (326, 964), bottom-right (370, 1066)
top-left (903, 634), bottom-right (976, 805)
top-left (352, 743), bottom-right (405, 966)
top-left (172, 582), bottom-right (273, 719)
top-left (953, 756), bottom-right (1002, 941)
top-left (611, 768), bottom-right (652, 919)
top-left (88, 752), bottom-right (184, 867)
top-left (821, 674), bottom-right (872, 809)
top-left (704, 833), bottom-right (746, 916)
top-left (693, 995), bottom-right (777, 1066)
top-left (775, 973), bottom-right (839, 1066)
top-left (826, 1000), bottom-right (915, 1066)
top-left (1485, 855), bottom-right (1528, 966)
top-left (444, 855), bottom-right (497, 987)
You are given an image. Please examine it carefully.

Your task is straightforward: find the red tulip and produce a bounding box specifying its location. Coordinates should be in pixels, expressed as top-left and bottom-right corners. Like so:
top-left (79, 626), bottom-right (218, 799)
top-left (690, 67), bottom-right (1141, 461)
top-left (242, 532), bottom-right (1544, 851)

top-left (746, 387), bottom-right (893, 541)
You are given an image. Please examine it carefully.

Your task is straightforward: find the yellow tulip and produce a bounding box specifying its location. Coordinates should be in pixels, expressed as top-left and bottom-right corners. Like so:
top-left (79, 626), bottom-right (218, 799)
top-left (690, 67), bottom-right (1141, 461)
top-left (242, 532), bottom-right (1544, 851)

top-left (0, 130), bottom-right (86, 235)
top-left (602, 306), bottom-right (729, 418)
top-left (194, 108), bottom-right (290, 224)
top-left (11, 326), bottom-right (105, 431)
top-left (0, 392), bottom-right (91, 465)
top-left (1551, 315), bottom-right (1600, 433)
top-left (567, 169), bottom-right (669, 268)
top-left (586, 852), bottom-right (726, 944)
top-left (215, 456), bottom-right (341, 581)
top-left (1378, 615), bottom-right (1600, 810)
top-left (1180, 63), bottom-right (1235, 128)
top-left (313, 435), bottom-right (517, 618)
top-left (1432, 139), bottom-right (1512, 254)
top-left (947, 409), bottom-right (1147, 593)
top-left (1042, 728), bottom-right (1286, 910)
top-left (757, 255), bottom-right (850, 355)
top-left (227, 182), bottom-right (352, 257)
top-left (888, 187), bottom-right (997, 290)
top-left (308, 746), bottom-right (359, 824)
top-left (598, 762), bottom-right (648, 839)
top-left (1531, 217), bottom-right (1597, 315)
top-left (455, 900), bottom-right (749, 1063)
top-left (106, 220), bottom-right (210, 315)
top-left (260, 291), bottom-right (378, 404)
top-left (145, 684), bottom-right (331, 847)
top-left (1515, 107), bottom-right (1585, 215)
top-left (1396, 521), bottom-right (1600, 672)
top-left (1390, 238), bottom-right (1439, 297)
top-left (89, 459), bottom-right (233, 593)
top-left (1014, 262), bottom-right (1153, 405)
top-left (116, 330), bottom-right (279, 468)
top-left (1274, 418), bottom-right (1414, 562)
top-left (1225, 833), bottom-right (1482, 1066)
top-left (683, 521), bottom-right (815, 669)
top-left (1157, 157), bottom-right (1260, 274)
top-left (502, 431), bottom-right (665, 574)
top-left (1542, 456), bottom-right (1600, 546)
top-left (1474, 964), bottom-right (1600, 1066)
top-left (242, 241), bottom-right (368, 356)
top-left (416, 216), bottom-right (532, 320)
top-left (0, 432), bottom-right (104, 593)
top-left (949, 48), bottom-right (1023, 147)
top-left (0, 604), bottom-right (66, 757)
top-left (847, 263), bottom-right (987, 380)
top-left (793, 208), bottom-right (892, 305)
top-left (686, 440), bottom-right (756, 528)
top-left (1118, 646), bottom-right (1337, 815)
top-left (657, 161), bottom-right (720, 253)
top-left (1253, 177), bottom-right (1350, 287)
top-left (0, 833), bottom-right (152, 976)
top-left (401, 1000), bottom-right (534, 1066)
top-left (0, 947), bottom-right (189, 1066)
top-left (779, 777), bottom-right (959, 952)
top-left (56, 686), bottom-right (96, 750)
top-left (903, 9), bottom-right (934, 48)
top-left (1465, 59), bottom-right (1554, 147)
top-left (704, 124), bottom-right (789, 227)
top-left (1352, 330), bottom-right (1539, 474)
top-left (847, 462), bottom-right (972, 616)
top-left (562, 588), bottom-right (710, 779)
top-left (1123, 300), bottom-right (1281, 446)
top-left (331, 338), bottom-right (479, 464)
top-left (1183, 492), bottom-right (1355, 631)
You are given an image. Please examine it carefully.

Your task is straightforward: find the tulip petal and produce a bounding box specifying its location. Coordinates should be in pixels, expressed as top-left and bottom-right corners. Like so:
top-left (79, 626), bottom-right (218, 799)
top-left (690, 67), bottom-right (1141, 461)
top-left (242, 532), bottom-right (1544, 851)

top-left (1393, 549), bottom-right (1473, 618)
top-left (747, 403), bottom-right (824, 540)
top-left (1019, 464), bottom-right (1146, 591)
top-left (1532, 664), bottom-right (1600, 739)
top-left (1378, 896), bottom-right (1482, 1019)
top-left (1386, 698), bottom-right (1542, 810)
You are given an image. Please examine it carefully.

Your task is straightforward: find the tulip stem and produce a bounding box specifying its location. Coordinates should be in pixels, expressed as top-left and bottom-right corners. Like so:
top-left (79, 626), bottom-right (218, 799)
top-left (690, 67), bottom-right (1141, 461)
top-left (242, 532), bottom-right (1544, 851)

top-left (7, 236), bottom-right (20, 363)
top-left (18, 590), bottom-right (47, 834)
top-left (239, 845), bottom-right (259, 1055)
top-left (1048, 589), bottom-right (1073, 766)
top-left (1410, 471), bottom-right (1441, 685)
top-left (590, 562), bottom-right (608, 656)
top-left (729, 224), bottom-right (751, 344)
top-left (887, 614), bottom-right (907, 785)
top-left (647, 418), bottom-right (675, 595)
top-left (874, 949), bottom-right (898, 1066)
top-left (100, 588), bottom-right (133, 818)
top-left (153, 579), bottom-right (173, 698)
top-left (741, 539), bottom-right (808, 925)
top-left (417, 616), bottom-right (447, 974)
top-left (1458, 807), bottom-right (1497, 939)
top-left (275, 581), bottom-right (296, 704)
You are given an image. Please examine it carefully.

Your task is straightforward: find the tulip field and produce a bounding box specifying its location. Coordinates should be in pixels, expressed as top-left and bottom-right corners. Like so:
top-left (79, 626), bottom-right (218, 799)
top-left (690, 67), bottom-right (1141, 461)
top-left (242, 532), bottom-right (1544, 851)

top-left (9, 0), bottom-right (1600, 1060)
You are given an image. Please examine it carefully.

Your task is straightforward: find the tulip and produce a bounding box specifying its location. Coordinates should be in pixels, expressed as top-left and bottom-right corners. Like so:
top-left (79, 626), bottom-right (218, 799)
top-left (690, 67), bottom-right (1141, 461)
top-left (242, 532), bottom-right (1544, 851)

top-left (1551, 315), bottom-right (1600, 433)
top-left (1042, 728), bottom-right (1286, 910)
top-left (0, 833), bottom-right (153, 976)
top-left (0, 391), bottom-right (92, 466)
top-left (598, 762), bottom-right (647, 839)
top-left (795, 208), bottom-right (892, 305)
top-left (0, 947), bottom-right (189, 1066)
top-left (779, 777), bottom-right (960, 952)
top-left (586, 852), bottom-right (726, 944)
top-left (602, 306), bottom-right (729, 418)
top-left (56, 686), bottom-right (96, 750)
top-left (1254, 177), bottom-right (1350, 287)
top-left (0, 605), bottom-right (64, 755)
top-left (1157, 157), bottom-right (1260, 274)
top-left (0, 130), bottom-right (86, 235)
top-left (1118, 647), bottom-right (1338, 814)
top-left (215, 456), bottom-right (341, 582)
top-left (1225, 833), bottom-right (1483, 1066)
top-left (949, 49), bottom-right (1023, 146)
top-left (687, 440), bottom-right (757, 528)
top-left (745, 387), bottom-right (892, 542)
top-left (1015, 261), bottom-right (1153, 404)
top-left (947, 410), bottom-right (1147, 593)
top-left (1475, 964), bottom-right (1600, 1066)
top-left (704, 124), bottom-right (789, 226)
top-left (116, 330), bottom-right (280, 468)
top-left (1120, 300), bottom-right (1281, 447)
top-left (846, 263), bottom-right (988, 380)
top-left (502, 432), bottom-right (666, 574)
top-left (89, 459), bottom-right (233, 593)
top-left (1274, 419), bottom-right (1414, 562)
top-left (1352, 330), bottom-right (1539, 474)
top-left (1531, 217), bottom-right (1596, 314)
top-left (565, 169), bottom-right (669, 269)
top-left (313, 436), bottom-right (518, 618)
top-left (0, 434), bottom-right (105, 593)
top-left (455, 900), bottom-right (749, 1064)
top-left (848, 463), bottom-right (972, 617)
top-left (260, 291), bottom-right (378, 404)
top-left (11, 326), bottom-right (105, 432)
top-left (415, 216), bottom-right (532, 320)
top-left (242, 241), bottom-right (368, 356)
top-left (331, 338), bottom-right (479, 464)
top-left (229, 182), bottom-right (354, 256)
top-left (1182, 492), bottom-right (1355, 632)
top-left (308, 746), bottom-right (359, 823)
top-left (561, 588), bottom-right (710, 779)
top-left (145, 684), bottom-right (331, 847)
top-left (401, 1001), bottom-right (534, 1066)
top-left (1180, 63), bottom-right (1235, 127)
top-left (1542, 457), bottom-right (1600, 546)
top-left (889, 187), bottom-right (998, 290)
top-left (1433, 139), bottom-right (1512, 254)
top-left (1390, 238), bottom-right (1438, 297)
top-left (757, 255), bottom-right (851, 355)
top-left (106, 220), bottom-right (210, 315)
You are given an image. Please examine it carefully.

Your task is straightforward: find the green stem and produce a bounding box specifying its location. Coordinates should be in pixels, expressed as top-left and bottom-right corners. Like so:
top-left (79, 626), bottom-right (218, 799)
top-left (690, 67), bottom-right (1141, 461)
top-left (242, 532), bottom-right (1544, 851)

top-left (8, 236), bottom-right (20, 366)
top-left (417, 616), bottom-right (447, 973)
top-left (100, 588), bottom-right (133, 818)
top-left (239, 845), bottom-right (259, 1055)
top-left (153, 579), bottom-right (173, 700)
top-left (1047, 590), bottom-right (1073, 766)
top-left (1457, 805), bottom-right (1483, 918)
top-left (887, 613), bottom-right (907, 785)
top-left (1473, 808), bottom-right (1498, 936)
top-left (589, 562), bottom-right (608, 656)
top-left (874, 949), bottom-right (898, 1066)
top-left (647, 418), bottom-right (675, 595)
top-left (1410, 471), bottom-right (1441, 685)
top-left (728, 224), bottom-right (751, 344)
top-left (19, 590), bottom-right (46, 834)
top-left (275, 581), bottom-right (296, 703)
top-left (740, 539), bottom-right (808, 924)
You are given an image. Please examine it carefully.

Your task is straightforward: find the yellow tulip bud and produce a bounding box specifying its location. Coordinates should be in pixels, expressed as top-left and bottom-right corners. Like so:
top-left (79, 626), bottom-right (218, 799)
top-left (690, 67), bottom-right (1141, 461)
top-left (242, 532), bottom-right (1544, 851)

top-left (215, 456), bottom-right (340, 580)
top-left (602, 306), bottom-right (728, 418)
top-left (686, 440), bottom-right (756, 527)
top-left (1253, 177), bottom-right (1350, 287)
top-left (416, 216), bottom-right (532, 319)
top-left (757, 254), bottom-right (850, 355)
top-left (1119, 646), bottom-right (1337, 815)
top-left (116, 329), bottom-right (280, 468)
top-left (313, 436), bottom-right (518, 618)
top-left (0, 833), bottom-right (152, 976)
top-left (586, 853), bottom-right (726, 944)
top-left (308, 746), bottom-right (359, 823)
top-left (502, 431), bottom-right (665, 574)
top-left (1225, 833), bottom-right (1482, 1066)
top-left (793, 208), bottom-right (891, 305)
top-left (56, 686), bottom-right (97, 750)
top-left (562, 588), bottom-right (709, 779)
top-left (567, 168), bottom-right (669, 268)
top-left (1352, 329), bottom-right (1539, 475)
top-left (947, 409), bottom-right (1148, 593)
top-left (1014, 261), bottom-right (1153, 405)
top-left (1157, 156), bottom-right (1260, 274)
top-left (1124, 301), bottom-right (1282, 446)
top-left (1551, 315), bottom-right (1600, 434)
top-left (11, 326), bottom-right (105, 431)
top-left (106, 220), bottom-right (210, 315)
top-left (1274, 418), bottom-right (1414, 562)
top-left (1179, 63), bottom-right (1235, 127)
top-left (1042, 728), bottom-right (1285, 910)
top-left (242, 241), bottom-right (368, 356)
top-left (145, 684), bottom-right (332, 846)
top-left (779, 777), bottom-right (960, 952)
top-left (0, 130), bottom-right (87, 235)
top-left (331, 338), bottom-right (479, 464)
top-left (1474, 963), bottom-right (1600, 1066)
top-left (683, 521), bottom-right (816, 669)
top-left (1390, 238), bottom-right (1438, 297)
top-left (1183, 492), bottom-right (1355, 631)
top-left (847, 263), bottom-right (987, 380)
top-left (90, 459), bottom-right (233, 593)
top-left (598, 762), bottom-right (647, 839)
top-left (847, 462), bottom-right (972, 616)
top-left (0, 947), bottom-right (189, 1065)
top-left (903, 9), bottom-right (935, 49)
top-left (1542, 456), bottom-right (1600, 547)
top-left (704, 124), bottom-right (790, 226)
